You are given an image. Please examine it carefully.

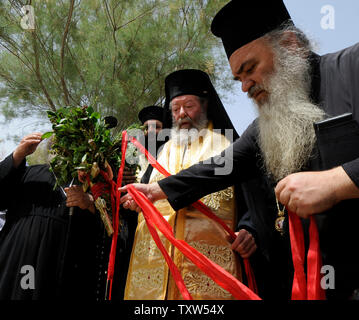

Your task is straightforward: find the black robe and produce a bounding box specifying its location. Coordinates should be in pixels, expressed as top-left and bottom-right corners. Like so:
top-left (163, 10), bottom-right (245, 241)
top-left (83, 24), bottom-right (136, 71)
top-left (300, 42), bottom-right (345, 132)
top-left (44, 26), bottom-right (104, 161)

top-left (0, 154), bottom-right (136, 300)
top-left (158, 43), bottom-right (359, 300)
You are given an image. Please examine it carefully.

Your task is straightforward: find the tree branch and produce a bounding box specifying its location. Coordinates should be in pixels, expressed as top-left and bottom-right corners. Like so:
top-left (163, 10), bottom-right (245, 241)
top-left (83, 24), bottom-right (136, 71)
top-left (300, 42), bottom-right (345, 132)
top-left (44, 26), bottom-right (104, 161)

top-left (103, 0), bottom-right (115, 31)
top-left (60, 0), bottom-right (75, 106)
top-left (114, 4), bottom-right (159, 32)
top-left (31, 31), bottom-right (56, 111)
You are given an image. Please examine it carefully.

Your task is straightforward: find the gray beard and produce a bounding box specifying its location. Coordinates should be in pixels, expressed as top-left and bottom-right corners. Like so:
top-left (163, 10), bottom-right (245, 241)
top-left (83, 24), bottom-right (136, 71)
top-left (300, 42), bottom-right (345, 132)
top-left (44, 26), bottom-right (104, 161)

top-left (171, 111), bottom-right (208, 146)
top-left (256, 46), bottom-right (326, 182)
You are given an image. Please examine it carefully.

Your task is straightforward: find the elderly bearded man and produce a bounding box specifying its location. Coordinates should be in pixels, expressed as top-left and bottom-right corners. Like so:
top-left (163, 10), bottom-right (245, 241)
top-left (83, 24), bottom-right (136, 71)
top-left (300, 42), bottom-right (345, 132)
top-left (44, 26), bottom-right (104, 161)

top-left (123, 69), bottom-right (257, 300)
top-left (121, 1), bottom-right (359, 300)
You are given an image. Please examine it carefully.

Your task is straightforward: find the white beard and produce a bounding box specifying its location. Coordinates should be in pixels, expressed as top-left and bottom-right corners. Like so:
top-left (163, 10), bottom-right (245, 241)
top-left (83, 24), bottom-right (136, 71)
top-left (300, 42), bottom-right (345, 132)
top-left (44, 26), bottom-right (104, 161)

top-left (256, 46), bottom-right (326, 181)
top-left (171, 110), bottom-right (208, 146)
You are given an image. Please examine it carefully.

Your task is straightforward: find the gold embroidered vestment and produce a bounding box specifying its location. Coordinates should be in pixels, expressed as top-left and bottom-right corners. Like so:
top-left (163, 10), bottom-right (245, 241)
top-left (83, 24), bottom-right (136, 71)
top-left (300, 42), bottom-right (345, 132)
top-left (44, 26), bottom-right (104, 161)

top-left (124, 123), bottom-right (242, 300)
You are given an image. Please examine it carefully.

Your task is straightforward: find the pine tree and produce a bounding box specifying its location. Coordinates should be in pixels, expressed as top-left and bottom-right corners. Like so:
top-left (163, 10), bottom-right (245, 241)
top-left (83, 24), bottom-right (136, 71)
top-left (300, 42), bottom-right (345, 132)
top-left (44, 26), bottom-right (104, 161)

top-left (0, 0), bottom-right (230, 131)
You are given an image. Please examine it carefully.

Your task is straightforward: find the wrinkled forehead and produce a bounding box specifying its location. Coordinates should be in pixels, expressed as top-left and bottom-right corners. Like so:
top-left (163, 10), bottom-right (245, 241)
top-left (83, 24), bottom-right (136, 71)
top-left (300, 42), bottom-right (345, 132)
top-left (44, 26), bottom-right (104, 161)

top-left (228, 38), bottom-right (274, 74)
top-left (170, 94), bottom-right (200, 106)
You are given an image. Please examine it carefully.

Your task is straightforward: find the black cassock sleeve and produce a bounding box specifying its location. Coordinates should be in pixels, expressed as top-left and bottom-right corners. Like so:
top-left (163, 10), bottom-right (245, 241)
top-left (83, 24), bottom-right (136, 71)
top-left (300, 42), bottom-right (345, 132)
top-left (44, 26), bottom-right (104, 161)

top-left (0, 154), bottom-right (25, 211)
top-left (339, 44), bottom-right (359, 188)
top-left (158, 123), bottom-right (260, 211)
top-left (319, 43), bottom-right (359, 188)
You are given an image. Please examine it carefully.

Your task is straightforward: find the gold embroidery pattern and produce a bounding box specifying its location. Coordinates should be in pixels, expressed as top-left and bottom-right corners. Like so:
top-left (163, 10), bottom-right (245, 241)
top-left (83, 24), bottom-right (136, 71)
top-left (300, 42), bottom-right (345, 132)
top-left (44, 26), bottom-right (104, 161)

top-left (133, 234), bottom-right (164, 261)
top-left (202, 187), bottom-right (234, 211)
top-left (183, 272), bottom-right (232, 298)
top-left (128, 267), bottom-right (165, 297)
top-left (188, 241), bottom-right (233, 266)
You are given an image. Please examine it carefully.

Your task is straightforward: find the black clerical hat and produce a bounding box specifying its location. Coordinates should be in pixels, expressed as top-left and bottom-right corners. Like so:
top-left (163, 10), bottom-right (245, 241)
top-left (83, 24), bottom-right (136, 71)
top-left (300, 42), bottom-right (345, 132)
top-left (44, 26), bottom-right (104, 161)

top-left (211, 0), bottom-right (293, 59)
top-left (138, 106), bottom-right (164, 124)
top-left (165, 69), bottom-right (210, 102)
top-left (163, 69), bottom-right (239, 140)
top-left (104, 116), bottom-right (118, 129)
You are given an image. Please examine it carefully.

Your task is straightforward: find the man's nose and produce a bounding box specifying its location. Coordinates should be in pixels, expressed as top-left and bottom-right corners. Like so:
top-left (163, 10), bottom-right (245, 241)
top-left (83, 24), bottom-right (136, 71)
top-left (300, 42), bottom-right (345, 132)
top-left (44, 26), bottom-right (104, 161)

top-left (241, 79), bottom-right (254, 93)
top-left (178, 106), bottom-right (187, 118)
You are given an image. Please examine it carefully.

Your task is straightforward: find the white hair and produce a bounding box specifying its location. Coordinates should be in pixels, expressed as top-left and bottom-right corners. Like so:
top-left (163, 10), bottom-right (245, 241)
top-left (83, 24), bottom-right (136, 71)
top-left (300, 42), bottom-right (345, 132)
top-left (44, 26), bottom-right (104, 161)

top-left (256, 27), bottom-right (326, 181)
top-left (170, 100), bottom-right (209, 146)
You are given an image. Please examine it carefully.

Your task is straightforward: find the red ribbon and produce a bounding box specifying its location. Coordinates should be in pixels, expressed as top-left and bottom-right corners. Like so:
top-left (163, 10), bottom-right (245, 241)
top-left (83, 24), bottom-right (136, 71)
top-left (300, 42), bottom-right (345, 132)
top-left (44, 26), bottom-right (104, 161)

top-left (142, 212), bottom-right (193, 300)
top-left (106, 131), bottom-right (128, 300)
top-left (288, 211), bottom-right (326, 300)
top-left (127, 184), bottom-right (261, 300)
top-left (93, 130), bottom-right (324, 301)
top-left (128, 134), bottom-right (259, 297)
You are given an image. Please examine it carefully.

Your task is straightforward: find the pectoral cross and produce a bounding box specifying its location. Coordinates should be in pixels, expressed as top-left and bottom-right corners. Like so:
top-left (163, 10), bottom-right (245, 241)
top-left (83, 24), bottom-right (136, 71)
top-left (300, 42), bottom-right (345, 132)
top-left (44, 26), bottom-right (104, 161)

top-left (275, 194), bottom-right (285, 236)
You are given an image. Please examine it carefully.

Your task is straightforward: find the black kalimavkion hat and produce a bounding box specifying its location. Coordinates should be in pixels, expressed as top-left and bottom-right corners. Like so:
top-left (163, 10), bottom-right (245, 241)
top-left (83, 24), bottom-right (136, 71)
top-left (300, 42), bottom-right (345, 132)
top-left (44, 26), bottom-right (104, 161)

top-left (138, 105), bottom-right (164, 124)
top-left (163, 69), bottom-right (239, 140)
top-left (211, 0), bottom-right (293, 59)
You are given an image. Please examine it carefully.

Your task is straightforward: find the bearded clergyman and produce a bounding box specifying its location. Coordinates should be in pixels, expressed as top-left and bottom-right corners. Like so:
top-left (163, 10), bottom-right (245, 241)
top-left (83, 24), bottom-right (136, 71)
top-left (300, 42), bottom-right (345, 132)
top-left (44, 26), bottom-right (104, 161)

top-left (121, 0), bottom-right (359, 300)
top-left (124, 69), bottom-right (257, 300)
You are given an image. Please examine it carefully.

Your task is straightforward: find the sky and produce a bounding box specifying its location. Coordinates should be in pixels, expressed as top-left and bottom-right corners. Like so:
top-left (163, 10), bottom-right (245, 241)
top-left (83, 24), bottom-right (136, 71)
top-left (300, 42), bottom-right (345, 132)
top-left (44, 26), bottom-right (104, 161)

top-left (1, 0), bottom-right (359, 157)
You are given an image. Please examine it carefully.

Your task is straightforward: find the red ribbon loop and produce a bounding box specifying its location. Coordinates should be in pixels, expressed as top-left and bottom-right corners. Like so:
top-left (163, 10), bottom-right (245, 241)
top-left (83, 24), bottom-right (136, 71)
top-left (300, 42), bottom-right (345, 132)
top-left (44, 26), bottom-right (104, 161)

top-left (288, 211), bottom-right (326, 300)
top-left (106, 131), bottom-right (128, 299)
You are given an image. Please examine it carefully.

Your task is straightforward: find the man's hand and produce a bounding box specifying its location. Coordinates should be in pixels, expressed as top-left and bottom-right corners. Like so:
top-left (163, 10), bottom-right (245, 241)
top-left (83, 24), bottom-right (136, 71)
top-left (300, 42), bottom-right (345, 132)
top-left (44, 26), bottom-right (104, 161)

top-left (13, 132), bottom-right (42, 168)
top-left (230, 229), bottom-right (257, 259)
top-left (275, 167), bottom-right (359, 218)
top-left (65, 185), bottom-right (95, 214)
top-left (122, 166), bottom-right (137, 185)
top-left (119, 182), bottom-right (166, 212)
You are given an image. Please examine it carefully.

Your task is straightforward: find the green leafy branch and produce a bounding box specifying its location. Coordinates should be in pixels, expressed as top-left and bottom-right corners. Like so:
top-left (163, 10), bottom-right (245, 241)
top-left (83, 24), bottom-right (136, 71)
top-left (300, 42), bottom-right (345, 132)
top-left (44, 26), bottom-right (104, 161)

top-left (43, 105), bottom-right (142, 236)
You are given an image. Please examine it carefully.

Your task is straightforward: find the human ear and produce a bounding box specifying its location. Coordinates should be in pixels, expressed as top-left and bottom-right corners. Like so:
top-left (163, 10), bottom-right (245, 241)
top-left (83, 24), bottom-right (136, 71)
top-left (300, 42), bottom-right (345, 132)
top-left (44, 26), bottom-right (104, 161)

top-left (279, 30), bottom-right (302, 52)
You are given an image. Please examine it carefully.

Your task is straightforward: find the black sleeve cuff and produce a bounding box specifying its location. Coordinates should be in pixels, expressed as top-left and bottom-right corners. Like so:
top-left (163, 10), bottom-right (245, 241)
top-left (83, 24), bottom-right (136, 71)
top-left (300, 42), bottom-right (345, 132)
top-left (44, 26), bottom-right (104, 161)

top-left (237, 212), bottom-right (258, 242)
top-left (342, 159), bottom-right (359, 189)
top-left (0, 153), bottom-right (19, 181)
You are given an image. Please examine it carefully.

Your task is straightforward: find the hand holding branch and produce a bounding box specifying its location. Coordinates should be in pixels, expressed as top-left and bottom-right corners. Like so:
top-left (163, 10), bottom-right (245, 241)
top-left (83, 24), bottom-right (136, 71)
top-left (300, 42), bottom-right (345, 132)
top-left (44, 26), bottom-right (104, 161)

top-left (65, 185), bottom-right (95, 214)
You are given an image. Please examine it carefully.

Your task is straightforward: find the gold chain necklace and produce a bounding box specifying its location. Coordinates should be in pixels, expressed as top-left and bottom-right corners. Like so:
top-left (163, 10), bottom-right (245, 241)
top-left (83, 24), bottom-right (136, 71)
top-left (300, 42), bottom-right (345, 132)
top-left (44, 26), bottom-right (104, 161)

top-left (275, 194), bottom-right (286, 236)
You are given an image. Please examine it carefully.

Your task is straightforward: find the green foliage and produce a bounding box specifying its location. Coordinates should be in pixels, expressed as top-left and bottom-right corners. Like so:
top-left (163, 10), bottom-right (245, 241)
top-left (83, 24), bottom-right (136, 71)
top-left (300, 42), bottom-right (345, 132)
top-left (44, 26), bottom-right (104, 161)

top-left (46, 105), bottom-right (140, 187)
top-left (44, 104), bottom-right (143, 236)
top-left (0, 0), bottom-right (230, 133)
